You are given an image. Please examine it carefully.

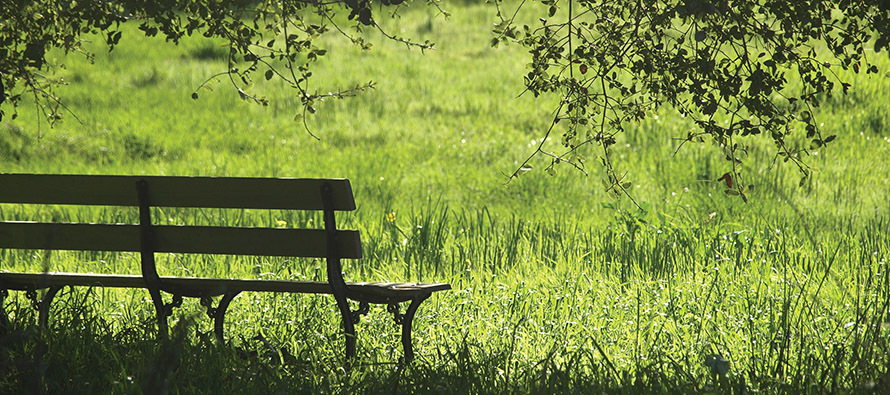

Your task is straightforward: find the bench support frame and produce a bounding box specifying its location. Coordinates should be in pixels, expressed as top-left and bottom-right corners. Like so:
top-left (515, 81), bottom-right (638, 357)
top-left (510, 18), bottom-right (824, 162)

top-left (0, 289), bottom-right (7, 333)
top-left (388, 296), bottom-right (430, 363)
top-left (136, 179), bottom-right (172, 339)
top-left (200, 291), bottom-right (241, 341)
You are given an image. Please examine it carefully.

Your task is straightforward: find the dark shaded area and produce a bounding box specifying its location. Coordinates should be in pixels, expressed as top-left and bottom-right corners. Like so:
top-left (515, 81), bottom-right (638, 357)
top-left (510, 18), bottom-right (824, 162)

top-left (0, 302), bottom-right (887, 395)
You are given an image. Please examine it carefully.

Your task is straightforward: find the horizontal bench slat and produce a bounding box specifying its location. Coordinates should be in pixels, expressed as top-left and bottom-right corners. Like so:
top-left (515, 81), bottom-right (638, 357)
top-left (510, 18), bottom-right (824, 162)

top-left (0, 221), bottom-right (362, 258)
top-left (0, 174), bottom-right (356, 210)
top-left (0, 272), bottom-right (451, 303)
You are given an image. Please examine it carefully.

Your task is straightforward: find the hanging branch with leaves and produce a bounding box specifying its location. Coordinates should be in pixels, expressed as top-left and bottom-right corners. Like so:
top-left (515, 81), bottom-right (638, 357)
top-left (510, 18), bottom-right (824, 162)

top-left (0, 0), bottom-right (439, 130)
top-left (495, 0), bottom-right (889, 201)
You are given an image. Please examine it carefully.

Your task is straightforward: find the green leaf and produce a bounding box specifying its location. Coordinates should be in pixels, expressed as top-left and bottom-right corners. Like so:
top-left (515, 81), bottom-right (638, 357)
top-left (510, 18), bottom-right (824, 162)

top-left (806, 124), bottom-right (816, 138)
top-left (800, 111), bottom-right (812, 122)
top-left (810, 139), bottom-right (823, 150)
top-left (358, 8), bottom-right (373, 26)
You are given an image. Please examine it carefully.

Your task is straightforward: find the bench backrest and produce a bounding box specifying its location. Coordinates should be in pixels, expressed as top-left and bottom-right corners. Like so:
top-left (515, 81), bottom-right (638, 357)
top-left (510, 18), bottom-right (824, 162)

top-left (0, 174), bottom-right (356, 210)
top-left (0, 174), bottom-right (362, 259)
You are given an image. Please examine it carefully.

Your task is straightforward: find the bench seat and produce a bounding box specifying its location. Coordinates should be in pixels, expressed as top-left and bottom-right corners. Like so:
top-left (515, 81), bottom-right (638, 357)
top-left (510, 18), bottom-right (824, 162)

top-left (0, 272), bottom-right (450, 304)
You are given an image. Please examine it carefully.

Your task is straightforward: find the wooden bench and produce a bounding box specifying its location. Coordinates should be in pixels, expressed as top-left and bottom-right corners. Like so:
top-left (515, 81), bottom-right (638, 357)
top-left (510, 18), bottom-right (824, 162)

top-left (0, 173), bottom-right (450, 362)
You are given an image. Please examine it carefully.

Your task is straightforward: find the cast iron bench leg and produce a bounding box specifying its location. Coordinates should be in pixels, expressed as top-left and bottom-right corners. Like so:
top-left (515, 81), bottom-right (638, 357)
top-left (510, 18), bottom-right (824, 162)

top-left (213, 291), bottom-right (240, 342)
top-left (389, 294), bottom-right (431, 363)
top-left (0, 289), bottom-right (8, 334)
top-left (37, 285), bottom-right (64, 328)
top-left (335, 296), bottom-right (357, 361)
top-left (154, 294), bottom-right (183, 339)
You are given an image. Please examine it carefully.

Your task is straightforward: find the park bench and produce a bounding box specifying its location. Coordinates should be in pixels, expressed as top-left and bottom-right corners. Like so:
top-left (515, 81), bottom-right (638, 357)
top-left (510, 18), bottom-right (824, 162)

top-left (0, 173), bottom-right (450, 362)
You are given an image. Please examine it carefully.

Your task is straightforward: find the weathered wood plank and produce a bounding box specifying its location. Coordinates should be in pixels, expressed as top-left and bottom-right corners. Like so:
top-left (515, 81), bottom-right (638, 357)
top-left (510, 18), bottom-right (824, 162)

top-left (0, 174), bottom-right (356, 210)
top-left (0, 221), bottom-right (362, 258)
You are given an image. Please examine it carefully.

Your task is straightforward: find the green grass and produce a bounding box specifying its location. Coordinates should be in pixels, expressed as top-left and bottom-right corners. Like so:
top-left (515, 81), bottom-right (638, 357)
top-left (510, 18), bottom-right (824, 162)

top-left (2, 2), bottom-right (889, 393)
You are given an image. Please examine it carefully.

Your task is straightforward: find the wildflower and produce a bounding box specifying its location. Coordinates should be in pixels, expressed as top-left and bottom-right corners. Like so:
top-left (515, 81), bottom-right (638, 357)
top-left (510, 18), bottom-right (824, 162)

top-left (386, 212), bottom-right (396, 223)
top-left (276, 220), bottom-right (287, 227)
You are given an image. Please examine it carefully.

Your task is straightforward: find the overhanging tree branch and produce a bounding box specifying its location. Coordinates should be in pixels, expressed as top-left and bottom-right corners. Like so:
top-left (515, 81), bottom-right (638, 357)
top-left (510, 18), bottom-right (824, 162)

top-left (496, 0), bottom-right (889, 201)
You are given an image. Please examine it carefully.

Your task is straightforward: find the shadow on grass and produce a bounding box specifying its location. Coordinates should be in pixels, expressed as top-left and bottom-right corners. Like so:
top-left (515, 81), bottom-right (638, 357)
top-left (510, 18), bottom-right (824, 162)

top-left (3, 324), bottom-right (886, 394)
top-left (0, 291), bottom-right (887, 394)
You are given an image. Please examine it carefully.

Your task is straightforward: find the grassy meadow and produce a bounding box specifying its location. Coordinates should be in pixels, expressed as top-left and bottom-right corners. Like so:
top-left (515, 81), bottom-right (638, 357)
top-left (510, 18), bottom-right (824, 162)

top-left (2, 2), bottom-right (890, 393)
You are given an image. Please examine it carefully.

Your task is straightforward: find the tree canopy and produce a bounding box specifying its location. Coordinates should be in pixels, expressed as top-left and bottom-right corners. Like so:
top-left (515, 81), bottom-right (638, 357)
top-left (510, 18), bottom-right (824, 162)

top-left (1, 0), bottom-right (888, 200)
top-left (496, 0), bottom-right (890, 201)
top-left (0, 0), bottom-right (435, 129)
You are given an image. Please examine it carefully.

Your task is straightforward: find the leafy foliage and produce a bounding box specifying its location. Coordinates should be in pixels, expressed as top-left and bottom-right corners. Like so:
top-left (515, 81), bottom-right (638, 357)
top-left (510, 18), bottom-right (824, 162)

top-left (1, 0), bottom-right (889, 199)
top-left (494, 0), bottom-right (890, 200)
top-left (0, 0), bottom-right (436, 130)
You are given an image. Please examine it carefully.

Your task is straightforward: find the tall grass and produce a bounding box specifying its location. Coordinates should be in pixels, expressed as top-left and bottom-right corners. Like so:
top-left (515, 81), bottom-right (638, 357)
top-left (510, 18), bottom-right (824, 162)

top-left (1, 2), bottom-right (888, 393)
